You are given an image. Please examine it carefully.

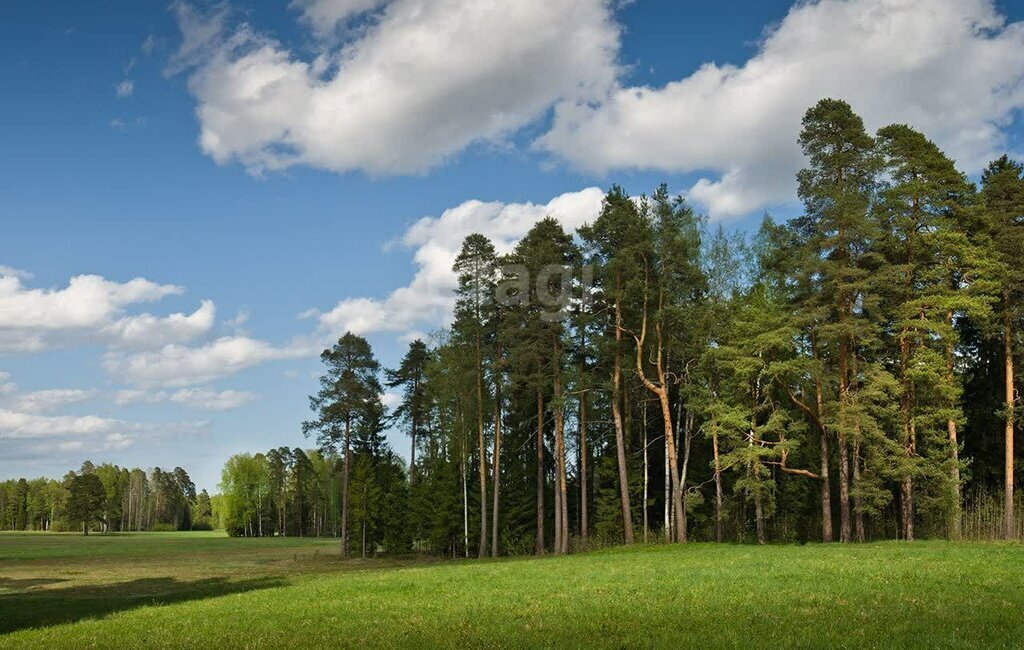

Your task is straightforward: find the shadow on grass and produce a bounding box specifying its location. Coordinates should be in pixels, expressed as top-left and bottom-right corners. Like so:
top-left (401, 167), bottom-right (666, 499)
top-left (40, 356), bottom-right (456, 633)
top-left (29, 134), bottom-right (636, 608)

top-left (0, 575), bottom-right (286, 635)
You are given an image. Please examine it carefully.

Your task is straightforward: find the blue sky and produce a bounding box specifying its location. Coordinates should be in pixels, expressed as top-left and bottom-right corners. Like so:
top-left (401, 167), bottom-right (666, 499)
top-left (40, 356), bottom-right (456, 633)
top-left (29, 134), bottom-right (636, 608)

top-left (2, 0), bottom-right (1023, 491)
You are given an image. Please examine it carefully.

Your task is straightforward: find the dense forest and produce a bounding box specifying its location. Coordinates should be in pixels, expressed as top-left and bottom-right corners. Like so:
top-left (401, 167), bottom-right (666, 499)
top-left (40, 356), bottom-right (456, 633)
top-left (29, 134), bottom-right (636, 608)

top-left (0, 462), bottom-right (208, 534)
top-left (4, 99), bottom-right (1023, 556)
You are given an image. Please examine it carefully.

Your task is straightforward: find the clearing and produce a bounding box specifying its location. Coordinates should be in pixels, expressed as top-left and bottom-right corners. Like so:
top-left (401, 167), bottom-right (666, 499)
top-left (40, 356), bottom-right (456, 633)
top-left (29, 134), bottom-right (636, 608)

top-left (2, 532), bottom-right (1023, 648)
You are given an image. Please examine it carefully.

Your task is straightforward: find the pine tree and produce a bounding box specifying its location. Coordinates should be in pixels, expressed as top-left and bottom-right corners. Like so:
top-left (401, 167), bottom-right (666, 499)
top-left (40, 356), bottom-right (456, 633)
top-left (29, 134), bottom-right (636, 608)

top-left (794, 98), bottom-right (882, 542)
top-left (453, 234), bottom-right (498, 558)
top-left (874, 124), bottom-right (987, 538)
top-left (303, 332), bottom-right (385, 557)
top-left (579, 187), bottom-right (648, 545)
top-left (980, 156), bottom-right (1024, 539)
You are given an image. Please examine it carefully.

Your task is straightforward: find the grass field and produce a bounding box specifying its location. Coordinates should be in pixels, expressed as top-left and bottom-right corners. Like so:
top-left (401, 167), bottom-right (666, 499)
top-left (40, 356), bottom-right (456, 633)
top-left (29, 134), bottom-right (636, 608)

top-left (2, 532), bottom-right (1023, 648)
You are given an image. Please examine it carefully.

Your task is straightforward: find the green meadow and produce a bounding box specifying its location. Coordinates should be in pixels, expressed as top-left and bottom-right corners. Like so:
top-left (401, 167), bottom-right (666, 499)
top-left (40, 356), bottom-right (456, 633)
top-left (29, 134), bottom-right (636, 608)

top-left (2, 532), bottom-right (1024, 648)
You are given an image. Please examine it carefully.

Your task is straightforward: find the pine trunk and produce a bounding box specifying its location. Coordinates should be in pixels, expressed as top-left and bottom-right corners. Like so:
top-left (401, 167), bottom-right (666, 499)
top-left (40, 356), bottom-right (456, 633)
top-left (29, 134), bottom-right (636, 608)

top-left (579, 387), bottom-right (588, 541)
top-left (341, 416), bottom-right (351, 558)
top-left (1005, 309), bottom-right (1016, 540)
top-left (536, 390), bottom-right (546, 554)
top-left (611, 292), bottom-right (634, 544)
top-left (713, 430), bottom-right (724, 543)
top-left (814, 357), bottom-right (833, 543)
top-left (491, 362), bottom-right (502, 557)
top-left (946, 317), bottom-right (962, 539)
top-left (837, 340), bottom-right (852, 543)
top-left (642, 403), bottom-right (649, 543)
top-left (476, 337), bottom-right (488, 558)
top-left (852, 441), bottom-right (865, 543)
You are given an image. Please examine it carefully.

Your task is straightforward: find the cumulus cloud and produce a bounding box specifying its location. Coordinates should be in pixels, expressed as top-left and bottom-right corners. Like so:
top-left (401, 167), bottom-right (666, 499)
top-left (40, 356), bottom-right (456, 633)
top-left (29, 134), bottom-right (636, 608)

top-left (0, 410), bottom-right (119, 440)
top-left (104, 300), bottom-right (216, 349)
top-left (538, 0), bottom-right (1024, 219)
top-left (169, 388), bottom-right (256, 411)
top-left (0, 272), bottom-right (180, 330)
top-left (114, 387), bottom-right (256, 411)
top-left (312, 187), bottom-right (605, 337)
top-left (3, 389), bottom-right (98, 414)
top-left (173, 0), bottom-right (619, 174)
top-left (104, 336), bottom-right (312, 387)
top-left (291, 0), bottom-right (388, 37)
top-left (0, 372), bottom-right (15, 395)
top-left (0, 269), bottom-right (213, 353)
top-left (116, 80), bottom-right (134, 97)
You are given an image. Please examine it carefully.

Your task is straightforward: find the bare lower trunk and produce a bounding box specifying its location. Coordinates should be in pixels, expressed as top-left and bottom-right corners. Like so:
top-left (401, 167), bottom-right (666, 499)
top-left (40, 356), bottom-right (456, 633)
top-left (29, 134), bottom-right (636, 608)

top-left (659, 391), bottom-right (685, 542)
top-left (713, 430), bottom-right (723, 543)
top-left (557, 468), bottom-right (565, 552)
top-left (612, 295), bottom-right (634, 544)
top-left (813, 344), bottom-right (833, 543)
top-left (536, 390), bottom-right (546, 554)
top-left (579, 388), bottom-right (588, 541)
top-left (837, 433), bottom-right (851, 543)
top-left (554, 345), bottom-right (568, 555)
top-left (1005, 310), bottom-right (1016, 540)
top-left (410, 420), bottom-right (417, 484)
top-left (852, 441), bottom-right (865, 543)
top-left (754, 488), bottom-right (765, 545)
top-left (664, 435), bottom-right (671, 542)
top-left (642, 403), bottom-right (649, 543)
top-left (838, 342), bottom-right (852, 543)
top-left (491, 370), bottom-right (502, 557)
top-left (341, 417), bottom-right (351, 558)
top-left (947, 315), bottom-right (962, 540)
top-left (899, 337), bottom-right (914, 542)
top-left (680, 406), bottom-right (692, 543)
top-left (461, 405), bottom-right (469, 558)
top-left (819, 426), bottom-right (833, 543)
top-left (477, 339), bottom-right (488, 559)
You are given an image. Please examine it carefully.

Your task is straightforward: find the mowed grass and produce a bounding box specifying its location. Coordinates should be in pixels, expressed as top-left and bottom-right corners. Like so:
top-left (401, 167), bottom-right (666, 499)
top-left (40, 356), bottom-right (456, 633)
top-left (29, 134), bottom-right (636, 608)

top-left (2, 533), bottom-right (1023, 648)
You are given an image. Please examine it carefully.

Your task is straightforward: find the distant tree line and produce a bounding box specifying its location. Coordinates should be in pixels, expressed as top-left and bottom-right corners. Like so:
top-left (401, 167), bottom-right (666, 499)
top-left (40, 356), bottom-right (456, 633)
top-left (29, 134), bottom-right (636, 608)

top-left (0, 462), bottom-right (209, 534)
top-left (214, 446), bottom-right (406, 551)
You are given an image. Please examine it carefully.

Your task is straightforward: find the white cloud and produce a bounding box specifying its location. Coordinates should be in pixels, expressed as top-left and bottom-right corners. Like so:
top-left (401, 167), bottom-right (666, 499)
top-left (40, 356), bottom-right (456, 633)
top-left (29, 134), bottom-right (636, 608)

top-left (380, 390), bottom-right (401, 410)
top-left (0, 372), bottom-right (15, 395)
top-left (313, 187), bottom-right (604, 337)
top-left (0, 272), bottom-right (180, 330)
top-left (142, 34), bottom-right (159, 56)
top-left (104, 300), bottom-right (215, 349)
top-left (104, 336), bottom-right (311, 387)
top-left (0, 266), bottom-right (32, 280)
top-left (291, 0), bottom-right (388, 37)
top-left (0, 410), bottom-right (122, 440)
top-left (174, 0), bottom-right (619, 175)
top-left (169, 388), bottom-right (256, 411)
top-left (538, 0), bottom-right (1024, 219)
top-left (4, 389), bottom-right (97, 414)
top-left (113, 389), bottom-right (165, 406)
top-left (114, 387), bottom-right (255, 410)
top-left (116, 80), bottom-right (135, 97)
top-left (0, 269), bottom-right (213, 353)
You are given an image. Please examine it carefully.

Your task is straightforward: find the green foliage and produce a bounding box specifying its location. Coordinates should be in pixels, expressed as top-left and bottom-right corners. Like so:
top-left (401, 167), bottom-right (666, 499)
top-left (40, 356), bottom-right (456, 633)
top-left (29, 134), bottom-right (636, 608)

top-left (5, 98), bottom-right (1023, 551)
